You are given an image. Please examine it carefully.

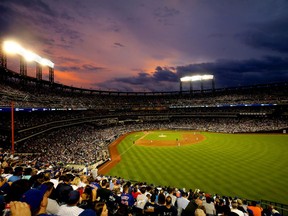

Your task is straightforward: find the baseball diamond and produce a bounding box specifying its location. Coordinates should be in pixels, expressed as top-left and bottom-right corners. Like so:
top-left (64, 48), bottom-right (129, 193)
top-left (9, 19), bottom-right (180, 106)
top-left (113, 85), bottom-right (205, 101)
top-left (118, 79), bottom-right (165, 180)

top-left (98, 130), bottom-right (288, 205)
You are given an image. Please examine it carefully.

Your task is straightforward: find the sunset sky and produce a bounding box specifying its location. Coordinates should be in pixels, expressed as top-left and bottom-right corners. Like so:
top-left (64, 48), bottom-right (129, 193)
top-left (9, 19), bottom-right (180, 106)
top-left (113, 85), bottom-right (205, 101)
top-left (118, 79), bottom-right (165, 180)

top-left (1, 0), bottom-right (288, 92)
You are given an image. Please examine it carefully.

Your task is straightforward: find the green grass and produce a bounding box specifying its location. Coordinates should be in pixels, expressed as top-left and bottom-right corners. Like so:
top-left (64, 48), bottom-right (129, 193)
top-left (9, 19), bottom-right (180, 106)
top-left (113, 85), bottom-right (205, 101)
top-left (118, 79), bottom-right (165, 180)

top-left (107, 131), bottom-right (288, 205)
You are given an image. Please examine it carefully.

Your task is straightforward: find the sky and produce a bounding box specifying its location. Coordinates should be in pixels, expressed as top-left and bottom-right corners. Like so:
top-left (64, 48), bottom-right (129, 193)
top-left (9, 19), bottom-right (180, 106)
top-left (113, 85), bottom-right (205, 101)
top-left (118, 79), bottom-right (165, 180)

top-left (0, 0), bottom-right (288, 92)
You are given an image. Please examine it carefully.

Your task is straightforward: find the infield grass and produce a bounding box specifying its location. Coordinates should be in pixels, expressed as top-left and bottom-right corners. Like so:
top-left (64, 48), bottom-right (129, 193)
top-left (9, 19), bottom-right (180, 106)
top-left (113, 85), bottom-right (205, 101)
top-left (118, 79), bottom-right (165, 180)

top-left (107, 131), bottom-right (288, 204)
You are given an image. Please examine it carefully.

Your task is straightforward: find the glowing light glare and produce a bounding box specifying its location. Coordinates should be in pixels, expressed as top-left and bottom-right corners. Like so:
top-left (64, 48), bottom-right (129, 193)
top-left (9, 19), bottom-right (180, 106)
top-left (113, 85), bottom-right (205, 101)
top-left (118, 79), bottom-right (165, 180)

top-left (24, 50), bottom-right (38, 62)
top-left (3, 40), bottom-right (54, 68)
top-left (191, 75), bottom-right (202, 81)
top-left (202, 74), bottom-right (214, 80)
top-left (40, 58), bottom-right (54, 68)
top-left (180, 76), bottom-right (193, 82)
top-left (180, 74), bottom-right (214, 82)
top-left (3, 41), bottom-right (23, 54)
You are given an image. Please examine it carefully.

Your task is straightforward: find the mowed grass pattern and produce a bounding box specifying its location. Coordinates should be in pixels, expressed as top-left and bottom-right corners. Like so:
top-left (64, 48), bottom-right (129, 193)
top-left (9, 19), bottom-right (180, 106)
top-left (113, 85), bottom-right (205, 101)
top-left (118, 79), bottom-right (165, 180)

top-left (107, 131), bottom-right (288, 204)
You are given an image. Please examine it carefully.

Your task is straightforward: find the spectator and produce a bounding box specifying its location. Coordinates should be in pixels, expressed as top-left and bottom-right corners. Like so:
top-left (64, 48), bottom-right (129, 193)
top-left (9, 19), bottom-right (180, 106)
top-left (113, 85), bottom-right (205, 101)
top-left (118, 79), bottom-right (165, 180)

top-left (155, 195), bottom-right (177, 216)
top-left (167, 187), bottom-right (177, 206)
top-left (20, 184), bottom-right (49, 216)
top-left (230, 199), bottom-right (245, 216)
top-left (248, 201), bottom-right (263, 216)
top-left (176, 191), bottom-right (190, 216)
top-left (96, 179), bottom-right (112, 202)
top-left (121, 183), bottom-right (135, 207)
top-left (195, 208), bottom-right (207, 216)
top-left (71, 176), bottom-right (81, 190)
top-left (8, 167), bottom-right (23, 183)
top-left (144, 193), bottom-right (159, 216)
top-left (57, 190), bottom-right (84, 216)
top-left (78, 185), bottom-right (96, 210)
top-left (237, 199), bottom-right (248, 216)
top-left (203, 196), bottom-right (216, 216)
top-left (95, 201), bottom-right (109, 216)
top-left (55, 174), bottom-right (73, 205)
top-left (135, 186), bottom-right (148, 215)
top-left (182, 195), bottom-right (203, 216)
top-left (45, 181), bottom-right (60, 215)
top-left (6, 179), bottom-right (31, 203)
top-left (22, 167), bottom-right (33, 180)
top-left (215, 198), bottom-right (225, 216)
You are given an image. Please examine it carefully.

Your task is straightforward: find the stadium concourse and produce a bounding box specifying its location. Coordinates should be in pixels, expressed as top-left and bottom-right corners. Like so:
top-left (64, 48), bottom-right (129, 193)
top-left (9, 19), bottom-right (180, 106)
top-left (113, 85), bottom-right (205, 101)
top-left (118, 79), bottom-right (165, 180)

top-left (0, 68), bottom-right (288, 215)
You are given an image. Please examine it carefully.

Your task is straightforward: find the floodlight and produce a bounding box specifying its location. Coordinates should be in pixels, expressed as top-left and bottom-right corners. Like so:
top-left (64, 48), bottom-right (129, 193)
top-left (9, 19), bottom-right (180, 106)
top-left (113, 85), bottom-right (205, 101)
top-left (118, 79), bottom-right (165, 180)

top-left (3, 40), bottom-right (54, 68)
top-left (202, 75), bottom-right (214, 80)
top-left (181, 74), bottom-right (214, 82)
top-left (180, 76), bottom-right (193, 82)
top-left (40, 58), bottom-right (54, 68)
top-left (180, 74), bottom-right (215, 92)
top-left (191, 75), bottom-right (202, 81)
top-left (24, 50), bottom-right (38, 62)
top-left (3, 41), bottom-right (23, 54)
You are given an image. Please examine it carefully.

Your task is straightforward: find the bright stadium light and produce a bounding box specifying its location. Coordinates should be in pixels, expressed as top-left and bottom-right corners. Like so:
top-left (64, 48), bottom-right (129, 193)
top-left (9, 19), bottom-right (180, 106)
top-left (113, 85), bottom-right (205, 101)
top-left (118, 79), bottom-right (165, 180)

top-left (180, 74), bottom-right (214, 82)
top-left (191, 75), bottom-right (202, 81)
top-left (180, 74), bottom-right (215, 92)
top-left (180, 76), bottom-right (193, 82)
top-left (3, 40), bottom-right (54, 68)
top-left (24, 50), bottom-right (39, 62)
top-left (3, 41), bottom-right (23, 54)
top-left (202, 74), bottom-right (214, 80)
top-left (40, 58), bottom-right (54, 68)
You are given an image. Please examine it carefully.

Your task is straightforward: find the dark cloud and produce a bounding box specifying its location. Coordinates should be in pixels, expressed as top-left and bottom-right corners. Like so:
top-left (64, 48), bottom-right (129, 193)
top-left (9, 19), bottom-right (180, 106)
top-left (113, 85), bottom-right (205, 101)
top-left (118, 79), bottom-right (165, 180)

top-left (96, 67), bottom-right (179, 92)
top-left (57, 56), bottom-right (81, 64)
top-left (82, 64), bottom-right (105, 72)
top-left (153, 66), bottom-right (178, 82)
top-left (177, 56), bottom-right (288, 88)
top-left (57, 64), bottom-right (105, 73)
top-left (239, 17), bottom-right (288, 54)
top-left (0, 0), bottom-right (55, 16)
top-left (96, 56), bottom-right (288, 92)
top-left (114, 42), bottom-right (125, 48)
top-left (115, 72), bottom-right (151, 85)
top-left (17, 0), bottom-right (54, 16)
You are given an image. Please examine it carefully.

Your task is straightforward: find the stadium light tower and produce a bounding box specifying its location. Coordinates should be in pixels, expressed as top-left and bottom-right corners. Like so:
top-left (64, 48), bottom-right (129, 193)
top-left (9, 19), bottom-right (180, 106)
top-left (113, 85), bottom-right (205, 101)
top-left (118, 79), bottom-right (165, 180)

top-left (0, 40), bottom-right (7, 69)
top-left (180, 74), bottom-right (214, 93)
top-left (2, 40), bottom-right (55, 83)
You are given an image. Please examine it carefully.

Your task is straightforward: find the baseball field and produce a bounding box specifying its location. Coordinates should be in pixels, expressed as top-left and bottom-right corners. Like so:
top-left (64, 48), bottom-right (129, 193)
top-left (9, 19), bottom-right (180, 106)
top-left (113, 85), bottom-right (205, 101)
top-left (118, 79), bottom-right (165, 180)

top-left (98, 130), bottom-right (288, 205)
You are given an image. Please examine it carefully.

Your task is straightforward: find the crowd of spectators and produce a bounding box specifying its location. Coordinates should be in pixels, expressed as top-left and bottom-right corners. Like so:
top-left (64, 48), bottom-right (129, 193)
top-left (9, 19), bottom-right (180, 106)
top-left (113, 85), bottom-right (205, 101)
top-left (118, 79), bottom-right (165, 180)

top-left (0, 73), bottom-right (287, 215)
top-left (1, 80), bottom-right (288, 110)
top-left (0, 151), bottom-right (283, 216)
top-left (1, 118), bottom-right (286, 170)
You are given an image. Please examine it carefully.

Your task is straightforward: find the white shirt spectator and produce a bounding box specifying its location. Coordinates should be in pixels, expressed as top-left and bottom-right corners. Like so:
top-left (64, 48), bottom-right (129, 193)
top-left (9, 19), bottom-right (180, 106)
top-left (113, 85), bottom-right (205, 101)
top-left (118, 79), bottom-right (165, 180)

top-left (46, 198), bottom-right (60, 215)
top-left (177, 195), bottom-right (190, 216)
top-left (57, 204), bottom-right (84, 216)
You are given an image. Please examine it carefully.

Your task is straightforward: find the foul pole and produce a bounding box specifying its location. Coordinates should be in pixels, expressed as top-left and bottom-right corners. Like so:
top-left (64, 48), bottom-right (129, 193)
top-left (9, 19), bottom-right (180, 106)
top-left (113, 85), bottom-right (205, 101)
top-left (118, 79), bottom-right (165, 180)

top-left (11, 101), bottom-right (15, 155)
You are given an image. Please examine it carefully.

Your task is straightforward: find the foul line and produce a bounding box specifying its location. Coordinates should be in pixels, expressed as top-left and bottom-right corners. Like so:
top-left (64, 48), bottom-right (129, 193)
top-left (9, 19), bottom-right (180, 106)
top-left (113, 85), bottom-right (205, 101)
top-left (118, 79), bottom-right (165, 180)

top-left (119, 143), bottom-right (135, 156)
top-left (98, 142), bottom-right (135, 172)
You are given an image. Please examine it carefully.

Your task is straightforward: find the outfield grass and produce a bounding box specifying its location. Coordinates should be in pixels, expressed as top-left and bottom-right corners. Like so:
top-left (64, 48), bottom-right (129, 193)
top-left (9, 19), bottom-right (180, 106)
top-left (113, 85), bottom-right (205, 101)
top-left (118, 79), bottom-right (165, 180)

top-left (107, 131), bottom-right (288, 204)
